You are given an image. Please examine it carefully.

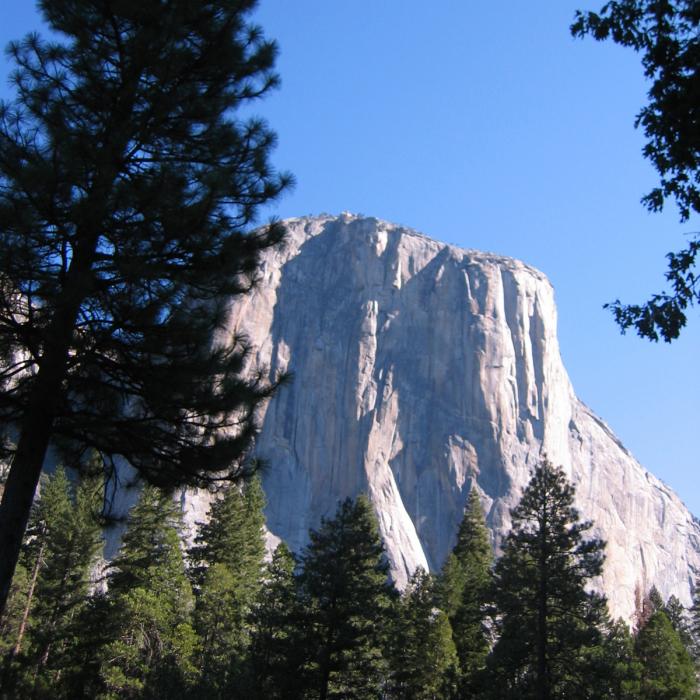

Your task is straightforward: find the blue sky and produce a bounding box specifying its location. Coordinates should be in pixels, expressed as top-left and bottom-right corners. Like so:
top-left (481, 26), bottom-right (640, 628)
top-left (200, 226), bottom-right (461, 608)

top-left (2, 2), bottom-right (698, 514)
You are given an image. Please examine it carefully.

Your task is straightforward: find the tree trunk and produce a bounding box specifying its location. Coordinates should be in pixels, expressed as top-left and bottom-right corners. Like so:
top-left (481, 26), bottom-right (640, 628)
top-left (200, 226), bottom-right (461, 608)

top-left (0, 234), bottom-right (98, 616)
top-left (0, 388), bottom-right (60, 616)
top-left (12, 537), bottom-right (45, 657)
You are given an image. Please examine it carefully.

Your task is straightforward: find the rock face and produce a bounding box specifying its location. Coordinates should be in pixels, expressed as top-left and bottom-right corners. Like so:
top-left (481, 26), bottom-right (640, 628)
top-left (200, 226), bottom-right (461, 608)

top-left (220, 213), bottom-right (699, 620)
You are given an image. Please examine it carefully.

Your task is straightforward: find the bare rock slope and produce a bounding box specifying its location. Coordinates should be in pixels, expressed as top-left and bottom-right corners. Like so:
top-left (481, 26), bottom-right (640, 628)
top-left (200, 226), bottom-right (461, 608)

top-left (223, 213), bottom-right (699, 620)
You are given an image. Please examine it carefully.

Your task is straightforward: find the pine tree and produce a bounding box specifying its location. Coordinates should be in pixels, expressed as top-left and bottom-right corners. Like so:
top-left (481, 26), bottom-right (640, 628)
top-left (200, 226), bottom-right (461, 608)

top-left (56, 591), bottom-right (113, 700)
top-left (636, 609), bottom-right (699, 699)
top-left (633, 584), bottom-right (665, 635)
top-left (0, 0), bottom-right (291, 615)
top-left (23, 467), bottom-right (103, 697)
top-left (0, 467), bottom-right (103, 698)
top-left (688, 579), bottom-right (700, 662)
top-left (0, 563), bottom-right (29, 655)
top-left (190, 476), bottom-right (267, 697)
top-left (587, 618), bottom-right (643, 699)
top-left (248, 543), bottom-right (306, 700)
top-left (486, 459), bottom-right (608, 699)
top-left (437, 488), bottom-right (492, 693)
top-left (191, 475), bottom-right (266, 591)
top-left (387, 568), bottom-right (458, 700)
top-left (99, 486), bottom-right (198, 699)
top-left (665, 594), bottom-right (695, 657)
top-left (298, 496), bottom-right (395, 700)
top-left (0, 561), bottom-right (29, 691)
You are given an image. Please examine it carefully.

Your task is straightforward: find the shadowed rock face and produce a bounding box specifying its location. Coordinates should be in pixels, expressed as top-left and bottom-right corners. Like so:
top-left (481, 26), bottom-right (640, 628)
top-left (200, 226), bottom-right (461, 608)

top-left (220, 213), bottom-right (699, 620)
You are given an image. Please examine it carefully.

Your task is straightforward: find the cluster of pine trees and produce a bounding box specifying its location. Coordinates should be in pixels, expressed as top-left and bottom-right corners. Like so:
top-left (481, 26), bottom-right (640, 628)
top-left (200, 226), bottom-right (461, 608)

top-left (1, 461), bottom-right (698, 699)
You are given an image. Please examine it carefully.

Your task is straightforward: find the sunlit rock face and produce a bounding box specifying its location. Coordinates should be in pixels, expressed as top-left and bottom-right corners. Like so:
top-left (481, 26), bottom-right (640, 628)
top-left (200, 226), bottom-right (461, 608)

top-left (220, 213), bottom-right (699, 621)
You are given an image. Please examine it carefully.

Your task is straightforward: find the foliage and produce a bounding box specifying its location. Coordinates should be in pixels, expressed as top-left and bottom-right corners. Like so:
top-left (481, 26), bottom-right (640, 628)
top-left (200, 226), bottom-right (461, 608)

top-left (98, 486), bottom-right (198, 699)
top-left (0, 562), bottom-right (29, 657)
top-left (664, 593), bottom-right (695, 656)
top-left (191, 475), bottom-right (266, 592)
top-left (438, 489), bottom-right (492, 616)
top-left (636, 609), bottom-right (699, 699)
top-left (387, 568), bottom-right (458, 700)
top-left (635, 585), bottom-right (664, 631)
top-left (248, 543), bottom-right (306, 699)
top-left (587, 618), bottom-right (643, 699)
top-left (689, 577), bottom-right (700, 660)
top-left (487, 460), bottom-right (608, 699)
top-left (437, 488), bottom-right (492, 694)
top-left (191, 476), bottom-right (267, 697)
top-left (572, 0), bottom-right (699, 341)
top-left (298, 495), bottom-right (395, 700)
top-left (0, 467), bottom-right (103, 698)
top-left (23, 467), bottom-right (103, 696)
top-left (0, 0), bottom-right (291, 614)
top-left (7, 467), bottom-right (700, 699)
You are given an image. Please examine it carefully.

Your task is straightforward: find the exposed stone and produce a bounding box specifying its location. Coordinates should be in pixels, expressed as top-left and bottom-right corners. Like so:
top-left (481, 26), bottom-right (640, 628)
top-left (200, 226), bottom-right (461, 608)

top-left (214, 213), bottom-right (698, 621)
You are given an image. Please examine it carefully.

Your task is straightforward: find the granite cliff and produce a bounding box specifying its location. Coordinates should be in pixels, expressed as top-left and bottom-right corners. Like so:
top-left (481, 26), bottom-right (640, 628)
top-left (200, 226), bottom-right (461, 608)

top-left (212, 213), bottom-right (699, 621)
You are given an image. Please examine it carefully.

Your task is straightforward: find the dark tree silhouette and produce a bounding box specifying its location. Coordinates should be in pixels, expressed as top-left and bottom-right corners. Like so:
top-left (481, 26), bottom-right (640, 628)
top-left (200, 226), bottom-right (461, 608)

top-left (298, 496), bottom-right (395, 700)
top-left (0, 0), bottom-right (291, 614)
top-left (572, 0), bottom-right (699, 341)
top-left (487, 460), bottom-right (607, 699)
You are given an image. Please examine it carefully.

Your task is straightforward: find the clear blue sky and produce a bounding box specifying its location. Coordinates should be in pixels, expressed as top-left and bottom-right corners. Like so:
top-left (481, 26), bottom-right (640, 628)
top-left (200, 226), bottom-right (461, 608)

top-left (2, 2), bottom-right (698, 513)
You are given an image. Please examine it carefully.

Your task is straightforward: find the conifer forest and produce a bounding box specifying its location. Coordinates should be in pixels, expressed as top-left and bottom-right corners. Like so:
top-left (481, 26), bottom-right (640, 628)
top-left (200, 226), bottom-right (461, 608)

top-left (1, 0), bottom-right (699, 698)
top-left (1, 462), bottom-right (699, 698)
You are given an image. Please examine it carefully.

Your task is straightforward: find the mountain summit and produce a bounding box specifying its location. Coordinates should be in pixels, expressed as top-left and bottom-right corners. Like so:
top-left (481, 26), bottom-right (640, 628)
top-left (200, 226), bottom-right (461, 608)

top-left (215, 213), bottom-right (698, 620)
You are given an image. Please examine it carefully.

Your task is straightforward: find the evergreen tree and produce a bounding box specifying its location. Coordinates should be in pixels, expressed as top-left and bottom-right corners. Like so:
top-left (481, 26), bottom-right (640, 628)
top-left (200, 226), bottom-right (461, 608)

top-left (23, 467), bottom-right (103, 697)
top-left (587, 618), bottom-right (643, 700)
top-left (0, 0), bottom-right (291, 615)
top-left (387, 568), bottom-right (458, 700)
top-left (486, 460), bottom-right (608, 699)
top-left (191, 475), bottom-right (266, 591)
top-left (57, 591), bottom-right (113, 700)
top-left (636, 609), bottom-right (699, 699)
top-left (0, 563), bottom-right (29, 656)
top-left (0, 561), bottom-right (29, 692)
top-left (691, 577), bottom-right (700, 647)
top-left (249, 543), bottom-right (306, 700)
top-left (647, 586), bottom-right (664, 611)
top-left (664, 594), bottom-right (695, 657)
top-left (191, 476), bottom-right (267, 697)
top-left (0, 467), bottom-right (103, 698)
top-left (437, 488), bottom-right (492, 694)
top-left (99, 486), bottom-right (198, 699)
top-left (688, 579), bottom-right (700, 663)
top-left (298, 496), bottom-right (395, 700)
top-left (634, 584), bottom-right (664, 633)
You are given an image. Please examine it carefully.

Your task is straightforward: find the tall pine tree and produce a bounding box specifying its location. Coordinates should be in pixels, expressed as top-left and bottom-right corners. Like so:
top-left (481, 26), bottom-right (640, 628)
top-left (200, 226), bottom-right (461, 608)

top-left (587, 618), bottom-right (643, 699)
top-left (437, 488), bottom-right (492, 694)
top-left (487, 460), bottom-right (608, 699)
top-left (0, 0), bottom-right (291, 615)
top-left (387, 568), bottom-right (458, 700)
top-left (664, 594), bottom-right (695, 658)
top-left (636, 609), bottom-right (699, 699)
top-left (0, 466), bottom-right (103, 698)
top-left (691, 578), bottom-right (700, 659)
top-left (23, 467), bottom-right (103, 697)
top-left (298, 496), bottom-right (395, 700)
top-left (99, 486), bottom-right (198, 699)
top-left (190, 475), bottom-right (267, 697)
top-left (0, 561), bottom-right (29, 693)
top-left (248, 542), bottom-right (306, 700)
top-left (191, 475), bottom-right (266, 591)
